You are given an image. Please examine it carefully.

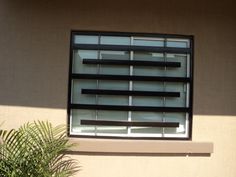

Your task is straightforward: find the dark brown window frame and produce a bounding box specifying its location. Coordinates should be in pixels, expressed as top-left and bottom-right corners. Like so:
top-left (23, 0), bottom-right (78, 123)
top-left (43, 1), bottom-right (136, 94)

top-left (67, 30), bottom-right (194, 140)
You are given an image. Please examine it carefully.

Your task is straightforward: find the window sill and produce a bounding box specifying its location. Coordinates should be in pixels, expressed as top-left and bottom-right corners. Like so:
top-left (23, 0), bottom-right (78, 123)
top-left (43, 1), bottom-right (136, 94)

top-left (69, 138), bottom-right (213, 155)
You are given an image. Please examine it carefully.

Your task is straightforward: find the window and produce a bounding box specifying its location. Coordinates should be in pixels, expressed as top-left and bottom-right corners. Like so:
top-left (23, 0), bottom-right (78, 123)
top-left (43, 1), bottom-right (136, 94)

top-left (68, 31), bottom-right (193, 139)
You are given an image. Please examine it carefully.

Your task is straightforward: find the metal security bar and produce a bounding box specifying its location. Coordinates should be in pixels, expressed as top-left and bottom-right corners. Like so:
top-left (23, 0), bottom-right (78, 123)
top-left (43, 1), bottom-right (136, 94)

top-left (81, 89), bottom-right (180, 97)
top-left (83, 59), bottom-right (181, 67)
top-left (72, 44), bottom-right (191, 54)
top-left (80, 120), bottom-right (179, 127)
top-left (71, 74), bottom-right (190, 82)
top-left (70, 104), bottom-right (190, 113)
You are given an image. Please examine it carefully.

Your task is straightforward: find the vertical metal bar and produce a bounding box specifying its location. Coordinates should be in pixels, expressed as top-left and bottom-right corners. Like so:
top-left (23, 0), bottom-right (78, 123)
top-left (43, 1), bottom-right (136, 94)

top-left (68, 31), bottom-right (74, 136)
top-left (182, 54), bottom-right (189, 137)
top-left (188, 36), bottom-right (194, 140)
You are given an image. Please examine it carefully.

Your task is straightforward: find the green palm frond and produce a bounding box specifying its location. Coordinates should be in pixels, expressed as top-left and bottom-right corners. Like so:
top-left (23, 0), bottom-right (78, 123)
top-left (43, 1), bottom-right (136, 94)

top-left (0, 121), bottom-right (79, 177)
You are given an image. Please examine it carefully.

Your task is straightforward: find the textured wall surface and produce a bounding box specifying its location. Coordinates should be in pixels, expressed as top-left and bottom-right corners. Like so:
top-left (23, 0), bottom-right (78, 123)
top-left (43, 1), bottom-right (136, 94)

top-left (0, 0), bottom-right (235, 176)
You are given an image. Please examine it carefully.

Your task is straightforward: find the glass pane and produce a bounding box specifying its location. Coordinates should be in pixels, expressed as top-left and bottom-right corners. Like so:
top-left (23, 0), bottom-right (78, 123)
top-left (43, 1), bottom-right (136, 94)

top-left (133, 52), bottom-right (164, 61)
top-left (98, 110), bottom-right (128, 121)
top-left (133, 38), bottom-right (164, 47)
top-left (164, 113), bottom-right (186, 134)
top-left (133, 52), bottom-right (165, 76)
top-left (165, 82), bottom-right (186, 107)
top-left (71, 80), bottom-right (96, 104)
top-left (100, 36), bottom-right (130, 45)
top-left (96, 126), bottom-right (128, 134)
top-left (100, 65), bottom-right (129, 75)
top-left (166, 54), bottom-right (188, 77)
top-left (131, 112), bottom-right (163, 134)
top-left (100, 50), bottom-right (130, 60)
top-left (96, 110), bottom-right (128, 134)
top-left (133, 66), bottom-right (165, 76)
top-left (73, 50), bottom-right (98, 74)
top-left (133, 81), bottom-right (164, 91)
top-left (74, 35), bottom-right (99, 44)
top-left (132, 112), bottom-right (163, 121)
top-left (98, 95), bottom-right (129, 105)
top-left (99, 80), bottom-right (129, 90)
top-left (166, 39), bottom-right (189, 48)
top-left (71, 109), bottom-right (96, 134)
top-left (132, 96), bottom-right (163, 106)
top-left (100, 51), bottom-right (130, 74)
top-left (130, 127), bottom-right (163, 134)
top-left (97, 80), bottom-right (129, 105)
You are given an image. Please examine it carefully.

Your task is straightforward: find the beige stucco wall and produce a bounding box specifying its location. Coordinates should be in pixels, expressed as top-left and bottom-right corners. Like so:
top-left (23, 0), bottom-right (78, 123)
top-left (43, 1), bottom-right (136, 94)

top-left (0, 0), bottom-right (236, 176)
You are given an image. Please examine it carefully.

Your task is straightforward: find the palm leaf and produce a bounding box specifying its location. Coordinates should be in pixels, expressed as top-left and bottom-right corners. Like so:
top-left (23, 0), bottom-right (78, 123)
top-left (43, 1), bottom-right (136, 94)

top-left (0, 121), bottom-right (79, 177)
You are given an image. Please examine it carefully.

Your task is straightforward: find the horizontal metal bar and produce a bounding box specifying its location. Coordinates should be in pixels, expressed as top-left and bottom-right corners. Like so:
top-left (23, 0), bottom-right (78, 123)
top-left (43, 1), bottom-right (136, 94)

top-left (80, 119), bottom-right (179, 127)
top-left (72, 30), bottom-right (194, 39)
top-left (70, 104), bottom-right (190, 113)
top-left (81, 89), bottom-right (180, 97)
top-left (72, 74), bottom-right (190, 82)
top-left (83, 59), bottom-right (181, 67)
top-left (72, 44), bottom-right (191, 54)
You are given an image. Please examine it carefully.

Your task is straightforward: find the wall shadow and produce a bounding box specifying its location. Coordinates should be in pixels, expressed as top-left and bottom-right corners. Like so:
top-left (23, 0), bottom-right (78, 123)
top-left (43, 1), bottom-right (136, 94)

top-left (66, 151), bottom-right (211, 157)
top-left (0, 0), bottom-right (235, 116)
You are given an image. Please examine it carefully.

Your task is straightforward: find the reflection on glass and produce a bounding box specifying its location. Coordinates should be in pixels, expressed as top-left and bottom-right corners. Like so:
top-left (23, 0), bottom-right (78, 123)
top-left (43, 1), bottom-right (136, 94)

top-left (133, 52), bottom-right (164, 61)
top-left (166, 54), bottom-right (188, 77)
top-left (100, 65), bottom-right (129, 75)
top-left (98, 110), bottom-right (128, 121)
top-left (99, 51), bottom-right (130, 74)
top-left (133, 52), bottom-right (165, 76)
top-left (131, 112), bottom-right (163, 134)
top-left (72, 80), bottom-right (96, 104)
top-left (166, 39), bottom-right (189, 48)
top-left (71, 109), bottom-right (96, 134)
top-left (133, 66), bottom-right (165, 76)
top-left (96, 110), bottom-right (128, 134)
top-left (99, 80), bottom-right (129, 90)
top-left (101, 36), bottom-right (130, 45)
top-left (100, 50), bottom-right (130, 60)
top-left (73, 50), bottom-right (98, 74)
top-left (74, 35), bottom-right (99, 44)
top-left (133, 81), bottom-right (164, 91)
top-left (164, 113), bottom-right (186, 134)
top-left (132, 96), bottom-right (164, 107)
top-left (98, 95), bottom-right (129, 106)
top-left (133, 38), bottom-right (164, 47)
top-left (165, 82), bottom-right (186, 107)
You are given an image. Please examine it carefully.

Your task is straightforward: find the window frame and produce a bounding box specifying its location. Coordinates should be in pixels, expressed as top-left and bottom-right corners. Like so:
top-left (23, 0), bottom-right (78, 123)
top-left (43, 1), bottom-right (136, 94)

top-left (67, 30), bottom-right (194, 140)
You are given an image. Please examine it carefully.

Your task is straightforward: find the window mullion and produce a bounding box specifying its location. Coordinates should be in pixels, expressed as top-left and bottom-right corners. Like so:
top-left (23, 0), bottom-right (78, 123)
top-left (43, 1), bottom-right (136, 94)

top-left (185, 54), bottom-right (191, 137)
top-left (162, 38), bottom-right (167, 137)
top-left (128, 37), bottom-right (134, 136)
top-left (95, 35), bottom-right (101, 135)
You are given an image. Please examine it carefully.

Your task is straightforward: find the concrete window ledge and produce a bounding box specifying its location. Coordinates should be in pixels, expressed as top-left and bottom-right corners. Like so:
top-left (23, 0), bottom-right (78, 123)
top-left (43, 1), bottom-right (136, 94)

top-left (69, 138), bottom-right (213, 155)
